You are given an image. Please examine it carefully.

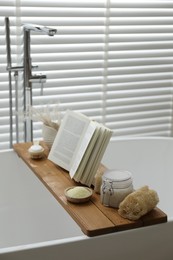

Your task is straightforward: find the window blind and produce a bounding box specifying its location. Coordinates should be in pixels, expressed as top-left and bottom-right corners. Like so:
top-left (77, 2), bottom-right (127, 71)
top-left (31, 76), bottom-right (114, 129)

top-left (0, 1), bottom-right (16, 150)
top-left (106, 0), bottom-right (173, 137)
top-left (1, 0), bottom-right (173, 150)
top-left (19, 0), bottom-right (107, 141)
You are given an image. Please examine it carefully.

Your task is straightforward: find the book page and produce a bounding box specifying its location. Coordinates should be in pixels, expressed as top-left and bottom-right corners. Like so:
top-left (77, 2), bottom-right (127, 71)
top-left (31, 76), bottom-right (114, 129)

top-left (69, 120), bottom-right (96, 178)
top-left (85, 129), bottom-right (113, 186)
top-left (71, 122), bottom-right (100, 182)
top-left (80, 125), bottom-right (106, 183)
top-left (48, 110), bottom-right (95, 171)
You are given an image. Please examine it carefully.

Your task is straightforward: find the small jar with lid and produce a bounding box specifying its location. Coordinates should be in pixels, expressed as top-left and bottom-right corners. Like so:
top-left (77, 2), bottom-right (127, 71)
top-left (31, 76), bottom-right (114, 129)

top-left (100, 169), bottom-right (133, 208)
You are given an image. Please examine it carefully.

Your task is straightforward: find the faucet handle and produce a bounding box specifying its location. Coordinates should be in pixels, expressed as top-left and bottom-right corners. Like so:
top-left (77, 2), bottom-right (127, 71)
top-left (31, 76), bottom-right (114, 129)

top-left (29, 74), bottom-right (47, 83)
top-left (32, 65), bottom-right (39, 70)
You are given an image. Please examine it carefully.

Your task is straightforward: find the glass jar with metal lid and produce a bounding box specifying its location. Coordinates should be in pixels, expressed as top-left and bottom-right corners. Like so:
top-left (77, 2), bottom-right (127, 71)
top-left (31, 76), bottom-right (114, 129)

top-left (100, 169), bottom-right (133, 208)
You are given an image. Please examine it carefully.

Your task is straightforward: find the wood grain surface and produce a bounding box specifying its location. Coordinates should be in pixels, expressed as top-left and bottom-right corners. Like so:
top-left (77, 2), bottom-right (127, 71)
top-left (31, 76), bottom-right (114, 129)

top-left (13, 142), bottom-right (167, 236)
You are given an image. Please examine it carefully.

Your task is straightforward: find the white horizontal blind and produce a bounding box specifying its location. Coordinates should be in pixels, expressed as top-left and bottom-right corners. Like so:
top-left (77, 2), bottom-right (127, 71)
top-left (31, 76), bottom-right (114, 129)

top-left (1, 0), bottom-right (173, 150)
top-left (106, 0), bottom-right (173, 137)
top-left (19, 0), bottom-right (107, 140)
top-left (0, 1), bottom-right (17, 150)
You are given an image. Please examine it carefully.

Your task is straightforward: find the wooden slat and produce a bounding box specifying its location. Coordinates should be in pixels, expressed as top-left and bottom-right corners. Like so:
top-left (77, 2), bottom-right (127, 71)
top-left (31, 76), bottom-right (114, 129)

top-left (91, 193), bottom-right (143, 231)
top-left (13, 142), bottom-right (167, 237)
top-left (141, 207), bottom-right (167, 226)
top-left (13, 142), bottom-right (114, 236)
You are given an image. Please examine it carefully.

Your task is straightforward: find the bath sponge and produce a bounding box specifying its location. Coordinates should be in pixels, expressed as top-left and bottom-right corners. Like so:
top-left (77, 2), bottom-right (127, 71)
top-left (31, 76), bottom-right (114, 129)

top-left (118, 186), bottom-right (159, 220)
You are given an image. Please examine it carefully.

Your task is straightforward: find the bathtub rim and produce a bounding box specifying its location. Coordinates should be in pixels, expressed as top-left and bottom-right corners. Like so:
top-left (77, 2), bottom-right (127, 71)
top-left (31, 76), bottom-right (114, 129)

top-left (1, 136), bottom-right (173, 153)
top-left (0, 235), bottom-right (87, 255)
top-left (111, 136), bottom-right (173, 142)
top-left (1, 219), bottom-right (173, 255)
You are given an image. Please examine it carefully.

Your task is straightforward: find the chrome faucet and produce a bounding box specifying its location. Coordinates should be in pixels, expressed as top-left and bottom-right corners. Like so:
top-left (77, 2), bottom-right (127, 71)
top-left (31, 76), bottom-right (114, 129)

top-left (5, 17), bottom-right (57, 146)
top-left (23, 23), bottom-right (57, 142)
top-left (23, 23), bottom-right (57, 36)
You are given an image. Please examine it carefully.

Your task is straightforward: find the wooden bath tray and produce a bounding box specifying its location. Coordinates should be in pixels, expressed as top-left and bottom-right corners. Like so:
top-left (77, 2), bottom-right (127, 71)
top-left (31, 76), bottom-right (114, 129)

top-left (13, 142), bottom-right (167, 237)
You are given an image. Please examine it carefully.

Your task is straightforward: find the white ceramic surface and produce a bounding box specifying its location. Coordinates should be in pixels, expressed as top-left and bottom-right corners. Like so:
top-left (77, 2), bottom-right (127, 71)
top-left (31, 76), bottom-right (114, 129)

top-left (0, 150), bottom-right (83, 249)
top-left (1, 137), bottom-right (173, 260)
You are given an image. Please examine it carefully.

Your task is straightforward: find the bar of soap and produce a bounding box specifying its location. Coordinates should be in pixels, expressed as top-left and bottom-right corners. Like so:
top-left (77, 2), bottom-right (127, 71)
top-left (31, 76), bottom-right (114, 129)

top-left (118, 186), bottom-right (159, 220)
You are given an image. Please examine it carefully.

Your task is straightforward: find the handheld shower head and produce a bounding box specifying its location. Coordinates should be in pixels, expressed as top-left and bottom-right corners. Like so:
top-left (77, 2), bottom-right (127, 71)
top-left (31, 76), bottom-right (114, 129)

top-left (23, 23), bottom-right (57, 36)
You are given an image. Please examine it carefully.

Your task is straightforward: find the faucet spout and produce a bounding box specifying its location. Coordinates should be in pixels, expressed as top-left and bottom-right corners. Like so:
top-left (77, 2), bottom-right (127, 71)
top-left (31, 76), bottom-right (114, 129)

top-left (23, 23), bottom-right (57, 36)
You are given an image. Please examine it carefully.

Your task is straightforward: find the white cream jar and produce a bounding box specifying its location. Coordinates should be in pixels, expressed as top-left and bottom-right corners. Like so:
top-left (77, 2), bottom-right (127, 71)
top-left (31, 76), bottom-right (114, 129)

top-left (100, 170), bottom-right (133, 208)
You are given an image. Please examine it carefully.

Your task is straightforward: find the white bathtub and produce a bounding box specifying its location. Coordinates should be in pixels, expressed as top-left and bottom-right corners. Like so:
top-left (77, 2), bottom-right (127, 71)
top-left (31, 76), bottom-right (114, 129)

top-left (0, 137), bottom-right (173, 260)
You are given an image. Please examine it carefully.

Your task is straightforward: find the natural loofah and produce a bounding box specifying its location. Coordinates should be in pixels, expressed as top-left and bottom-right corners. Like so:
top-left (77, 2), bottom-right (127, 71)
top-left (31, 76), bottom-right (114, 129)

top-left (118, 186), bottom-right (159, 220)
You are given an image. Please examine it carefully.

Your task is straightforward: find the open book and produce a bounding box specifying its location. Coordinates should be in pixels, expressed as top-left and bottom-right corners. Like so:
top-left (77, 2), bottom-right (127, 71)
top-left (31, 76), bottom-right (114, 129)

top-left (48, 110), bottom-right (113, 186)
